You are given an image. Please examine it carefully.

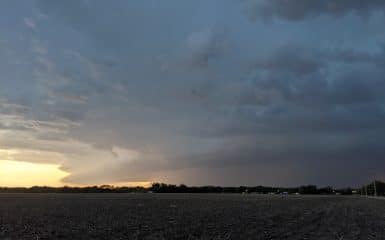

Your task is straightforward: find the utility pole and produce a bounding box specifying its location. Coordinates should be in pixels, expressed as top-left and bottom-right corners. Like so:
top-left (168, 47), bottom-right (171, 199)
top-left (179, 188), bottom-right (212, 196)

top-left (374, 180), bottom-right (378, 197)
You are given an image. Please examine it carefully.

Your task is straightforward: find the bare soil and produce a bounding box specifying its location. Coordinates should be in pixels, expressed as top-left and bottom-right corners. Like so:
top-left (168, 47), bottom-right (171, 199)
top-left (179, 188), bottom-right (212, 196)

top-left (1, 194), bottom-right (385, 239)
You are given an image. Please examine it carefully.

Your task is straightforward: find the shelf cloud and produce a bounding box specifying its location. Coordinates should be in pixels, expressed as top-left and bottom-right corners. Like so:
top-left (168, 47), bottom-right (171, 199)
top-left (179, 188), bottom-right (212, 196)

top-left (0, 0), bottom-right (384, 187)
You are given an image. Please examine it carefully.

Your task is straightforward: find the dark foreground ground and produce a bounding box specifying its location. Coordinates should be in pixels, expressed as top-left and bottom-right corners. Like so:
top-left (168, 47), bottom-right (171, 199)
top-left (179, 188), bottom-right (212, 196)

top-left (1, 194), bottom-right (385, 240)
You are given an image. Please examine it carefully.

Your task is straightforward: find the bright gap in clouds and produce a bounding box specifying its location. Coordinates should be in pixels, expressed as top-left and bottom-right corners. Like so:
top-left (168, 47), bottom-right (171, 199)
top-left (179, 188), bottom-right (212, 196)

top-left (0, 160), bottom-right (69, 187)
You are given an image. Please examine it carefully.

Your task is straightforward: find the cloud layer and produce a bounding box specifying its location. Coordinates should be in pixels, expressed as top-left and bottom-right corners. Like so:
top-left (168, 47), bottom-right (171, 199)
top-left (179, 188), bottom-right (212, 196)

top-left (244, 0), bottom-right (385, 21)
top-left (1, 0), bottom-right (385, 187)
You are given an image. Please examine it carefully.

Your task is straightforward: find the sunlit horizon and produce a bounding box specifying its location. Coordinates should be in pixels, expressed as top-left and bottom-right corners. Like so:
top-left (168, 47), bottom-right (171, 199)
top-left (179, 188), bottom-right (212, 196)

top-left (0, 160), bottom-right (69, 187)
top-left (0, 159), bottom-right (152, 188)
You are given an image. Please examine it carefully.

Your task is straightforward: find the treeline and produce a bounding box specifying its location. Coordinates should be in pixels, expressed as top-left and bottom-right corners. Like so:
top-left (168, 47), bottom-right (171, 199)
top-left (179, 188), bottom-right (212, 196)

top-left (149, 183), bottom-right (354, 195)
top-left (359, 180), bottom-right (385, 196)
top-left (0, 183), bottom-right (356, 195)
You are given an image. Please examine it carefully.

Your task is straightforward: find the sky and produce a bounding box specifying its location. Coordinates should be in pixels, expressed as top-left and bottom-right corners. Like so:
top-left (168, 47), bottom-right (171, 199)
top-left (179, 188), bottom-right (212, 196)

top-left (1, 0), bottom-right (385, 187)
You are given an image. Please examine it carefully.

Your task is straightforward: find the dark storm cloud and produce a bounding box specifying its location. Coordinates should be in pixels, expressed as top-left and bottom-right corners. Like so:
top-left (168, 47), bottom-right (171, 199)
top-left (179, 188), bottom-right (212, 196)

top-left (184, 28), bottom-right (231, 69)
top-left (248, 43), bottom-right (385, 108)
top-left (252, 44), bottom-right (324, 76)
top-left (1, 0), bottom-right (385, 187)
top-left (244, 0), bottom-right (385, 21)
